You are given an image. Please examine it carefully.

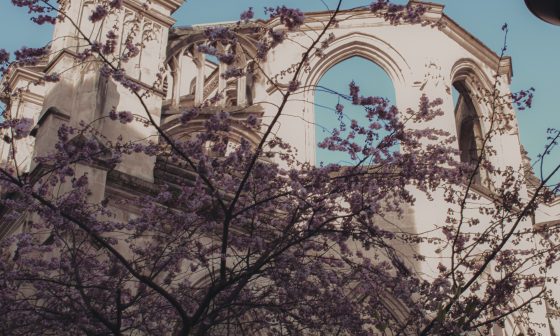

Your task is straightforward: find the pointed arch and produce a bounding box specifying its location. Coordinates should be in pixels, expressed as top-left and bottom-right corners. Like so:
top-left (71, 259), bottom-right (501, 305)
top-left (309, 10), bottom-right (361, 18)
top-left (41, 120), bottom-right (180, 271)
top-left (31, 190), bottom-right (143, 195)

top-left (314, 56), bottom-right (396, 165)
top-left (450, 59), bottom-right (493, 185)
top-left (302, 32), bottom-right (412, 93)
top-left (298, 32), bottom-right (410, 164)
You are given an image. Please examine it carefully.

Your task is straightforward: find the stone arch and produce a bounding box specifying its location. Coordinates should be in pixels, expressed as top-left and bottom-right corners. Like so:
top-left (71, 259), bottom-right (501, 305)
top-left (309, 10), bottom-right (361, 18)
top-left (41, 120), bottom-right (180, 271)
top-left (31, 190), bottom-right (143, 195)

top-left (245, 60), bottom-right (258, 106)
top-left (450, 59), bottom-right (492, 185)
top-left (313, 56), bottom-right (396, 164)
top-left (297, 32), bottom-right (409, 164)
top-left (450, 58), bottom-right (494, 99)
top-left (166, 30), bottom-right (259, 65)
top-left (302, 32), bottom-right (411, 95)
top-left (161, 108), bottom-right (263, 148)
top-left (165, 30), bottom-right (259, 108)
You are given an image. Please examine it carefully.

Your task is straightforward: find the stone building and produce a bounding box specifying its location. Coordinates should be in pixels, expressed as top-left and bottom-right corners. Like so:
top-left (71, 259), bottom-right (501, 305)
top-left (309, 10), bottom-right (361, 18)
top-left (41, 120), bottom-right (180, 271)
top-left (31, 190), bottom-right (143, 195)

top-left (1, 0), bottom-right (559, 334)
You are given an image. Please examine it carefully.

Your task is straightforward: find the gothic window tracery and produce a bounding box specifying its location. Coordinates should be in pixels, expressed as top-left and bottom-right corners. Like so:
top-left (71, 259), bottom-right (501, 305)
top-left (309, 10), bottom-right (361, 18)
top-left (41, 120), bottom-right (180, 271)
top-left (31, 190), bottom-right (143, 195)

top-left (165, 40), bottom-right (258, 109)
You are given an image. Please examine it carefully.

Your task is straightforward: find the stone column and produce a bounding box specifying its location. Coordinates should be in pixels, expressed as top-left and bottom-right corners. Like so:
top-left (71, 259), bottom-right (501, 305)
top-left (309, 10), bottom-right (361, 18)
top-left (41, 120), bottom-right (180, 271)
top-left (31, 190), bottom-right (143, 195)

top-left (194, 48), bottom-right (206, 105)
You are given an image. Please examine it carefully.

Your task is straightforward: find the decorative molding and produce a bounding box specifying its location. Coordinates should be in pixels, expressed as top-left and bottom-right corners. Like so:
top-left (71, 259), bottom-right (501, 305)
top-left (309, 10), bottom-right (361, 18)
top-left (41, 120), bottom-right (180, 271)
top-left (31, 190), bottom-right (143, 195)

top-left (203, 70), bottom-right (219, 98)
top-left (440, 15), bottom-right (513, 82)
top-left (43, 49), bottom-right (79, 74)
top-left (20, 91), bottom-right (44, 106)
top-left (4, 66), bottom-right (45, 88)
top-left (124, 0), bottom-right (178, 27)
top-left (31, 106), bottom-right (71, 137)
top-left (261, 1), bottom-right (513, 82)
top-left (146, 0), bottom-right (185, 13)
top-left (107, 169), bottom-right (160, 197)
top-left (535, 219), bottom-right (560, 230)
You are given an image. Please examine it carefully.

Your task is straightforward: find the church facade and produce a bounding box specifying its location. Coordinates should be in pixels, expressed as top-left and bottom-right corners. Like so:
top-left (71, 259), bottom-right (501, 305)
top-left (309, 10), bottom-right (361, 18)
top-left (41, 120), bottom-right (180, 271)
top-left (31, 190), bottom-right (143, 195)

top-left (1, 0), bottom-right (559, 334)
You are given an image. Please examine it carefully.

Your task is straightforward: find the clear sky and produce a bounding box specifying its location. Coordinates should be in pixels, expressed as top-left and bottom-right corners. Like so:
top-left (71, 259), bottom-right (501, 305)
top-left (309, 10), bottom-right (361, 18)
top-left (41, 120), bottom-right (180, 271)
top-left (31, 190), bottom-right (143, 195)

top-left (0, 0), bottom-right (558, 181)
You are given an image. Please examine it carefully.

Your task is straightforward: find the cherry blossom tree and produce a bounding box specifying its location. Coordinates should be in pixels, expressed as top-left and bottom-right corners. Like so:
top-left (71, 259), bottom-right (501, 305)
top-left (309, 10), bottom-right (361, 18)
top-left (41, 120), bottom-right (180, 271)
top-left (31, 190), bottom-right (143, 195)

top-left (0, 1), bottom-right (559, 335)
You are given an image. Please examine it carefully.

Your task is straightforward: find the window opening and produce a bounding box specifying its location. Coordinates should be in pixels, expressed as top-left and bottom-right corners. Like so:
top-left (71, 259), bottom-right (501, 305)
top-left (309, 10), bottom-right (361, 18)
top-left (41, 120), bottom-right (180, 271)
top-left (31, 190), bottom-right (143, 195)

top-left (314, 56), bottom-right (396, 166)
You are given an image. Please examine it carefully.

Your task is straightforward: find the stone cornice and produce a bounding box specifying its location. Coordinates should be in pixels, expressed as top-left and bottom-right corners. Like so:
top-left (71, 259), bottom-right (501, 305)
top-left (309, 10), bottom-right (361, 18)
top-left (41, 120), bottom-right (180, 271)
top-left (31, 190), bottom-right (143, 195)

top-left (148, 0), bottom-right (185, 13)
top-left (34, 106), bottom-right (70, 129)
top-left (4, 66), bottom-right (44, 89)
top-left (44, 49), bottom-right (166, 97)
top-left (261, 1), bottom-right (513, 82)
top-left (106, 169), bottom-right (160, 199)
top-left (535, 219), bottom-right (560, 230)
top-left (124, 0), bottom-right (178, 27)
top-left (21, 91), bottom-right (44, 106)
top-left (43, 49), bottom-right (78, 74)
top-left (31, 106), bottom-right (70, 137)
top-left (0, 66), bottom-right (45, 105)
top-left (440, 14), bottom-right (513, 83)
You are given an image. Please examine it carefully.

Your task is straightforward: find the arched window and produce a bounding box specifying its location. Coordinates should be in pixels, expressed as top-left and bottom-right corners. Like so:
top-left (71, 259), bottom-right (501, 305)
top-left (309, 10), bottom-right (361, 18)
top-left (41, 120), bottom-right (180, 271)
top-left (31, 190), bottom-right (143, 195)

top-left (189, 78), bottom-right (197, 95)
top-left (245, 61), bottom-right (256, 106)
top-left (314, 56), bottom-right (395, 165)
top-left (452, 81), bottom-right (484, 185)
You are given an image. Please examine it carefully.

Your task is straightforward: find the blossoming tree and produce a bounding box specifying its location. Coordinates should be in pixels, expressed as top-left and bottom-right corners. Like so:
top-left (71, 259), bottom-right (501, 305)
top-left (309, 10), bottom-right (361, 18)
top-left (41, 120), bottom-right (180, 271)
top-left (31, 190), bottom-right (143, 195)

top-left (0, 0), bottom-right (559, 335)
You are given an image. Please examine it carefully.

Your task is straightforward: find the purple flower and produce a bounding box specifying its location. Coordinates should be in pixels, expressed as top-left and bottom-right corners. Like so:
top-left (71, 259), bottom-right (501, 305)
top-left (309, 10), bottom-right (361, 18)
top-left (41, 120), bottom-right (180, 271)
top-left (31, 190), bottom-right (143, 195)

top-left (0, 49), bottom-right (9, 64)
top-left (109, 109), bottom-right (118, 120)
top-left (266, 6), bottom-right (305, 30)
top-left (100, 65), bottom-right (112, 78)
top-left (89, 5), bottom-right (108, 23)
top-left (14, 46), bottom-right (48, 66)
top-left (31, 15), bottom-right (56, 25)
top-left (349, 81), bottom-right (361, 104)
top-left (288, 80), bottom-right (300, 92)
top-left (121, 40), bottom-right (140, 61)
top-left (268, 29), bottom-right (285, 47)
top-left (370, 0), bottom-right (426, 25)
top-left (109, 0), bottom-right (123, 9)
top-left (0, 48), bottom-right (9, 74)
top-left (221, 68), bottom-right (244, 79)
top-left (203, 27), bottom-right (236, 44)
top-left (247, 114), bottom-right (259, 127)
top-left (43, 73), bottom-right (60, 82)
top-left (207, 92), bottom-right (223, 105)
top-left (335, 104), bottom-right (344, 113)
top-left (217, 53), bottom-right (235, 65)
top-left (180, 108), bottom-right (199, 124)
top-left (256, 42), bottom-right (269, 61)
top-left (13, 118), bottom-right (34, 139)
top-left (112, 69), bottom-right (125, 82)
top-left (102, 40), bottom-right (116, 55)
top-left (197, 44), bottom-right (218, 56)
top-left (240, 7), bottom-right (254, 22)
top-left (117, 111), bottom-right (134, 124)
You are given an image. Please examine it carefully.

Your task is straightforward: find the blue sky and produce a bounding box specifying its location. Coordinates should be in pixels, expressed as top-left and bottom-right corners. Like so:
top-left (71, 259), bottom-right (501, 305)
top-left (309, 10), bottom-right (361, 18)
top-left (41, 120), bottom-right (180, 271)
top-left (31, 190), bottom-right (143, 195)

top-left (0, 0), bottom-right (558, 182)
top-left (314, 57), bottom-right (396, 165)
